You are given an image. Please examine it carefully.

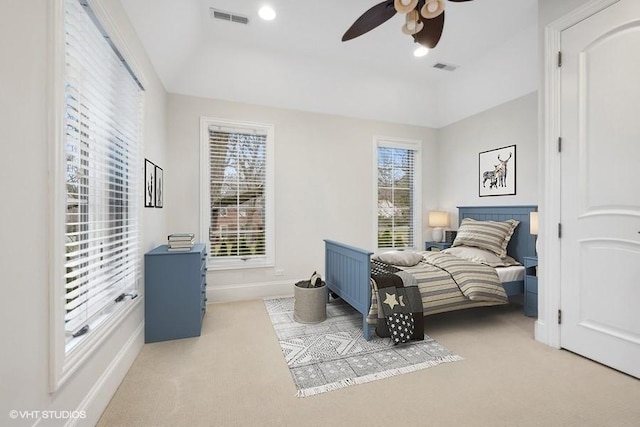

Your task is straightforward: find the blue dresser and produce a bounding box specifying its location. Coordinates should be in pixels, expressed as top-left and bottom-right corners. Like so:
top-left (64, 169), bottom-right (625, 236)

top-left (144, 244), bottom-right (207, 343)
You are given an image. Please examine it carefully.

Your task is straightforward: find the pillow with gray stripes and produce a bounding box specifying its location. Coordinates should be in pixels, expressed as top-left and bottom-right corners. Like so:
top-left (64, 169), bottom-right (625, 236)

top-left (451, 218), bottom-right (519, 258)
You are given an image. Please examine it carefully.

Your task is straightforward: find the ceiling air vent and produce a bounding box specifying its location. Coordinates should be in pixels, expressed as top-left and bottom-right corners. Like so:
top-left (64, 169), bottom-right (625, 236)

top-left (433, 62), bottom-right (458, 72)
top-left (210, 8), bottom-right (249, 25)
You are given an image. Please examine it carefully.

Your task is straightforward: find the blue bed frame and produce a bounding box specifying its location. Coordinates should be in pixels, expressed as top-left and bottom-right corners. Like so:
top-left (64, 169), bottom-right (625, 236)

top-left (324, 205), bottom-right (538, 340)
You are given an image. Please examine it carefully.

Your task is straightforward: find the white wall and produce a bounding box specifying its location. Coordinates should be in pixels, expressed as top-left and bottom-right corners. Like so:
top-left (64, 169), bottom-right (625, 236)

top-left (539, 0), bottom-right (593, 27)
top-left (0, 1), bottom-right (168, 425)
top-left (166, 94), bottom-right (439, 300)
top-left (436, 92), bottom-right (539, 227)
top-left (436, 24), bottom-right (539, 128)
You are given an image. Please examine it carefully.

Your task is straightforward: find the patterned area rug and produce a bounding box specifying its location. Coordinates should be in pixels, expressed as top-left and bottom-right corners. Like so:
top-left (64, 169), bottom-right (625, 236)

top-left (264, 297), bottom-right (463, 397)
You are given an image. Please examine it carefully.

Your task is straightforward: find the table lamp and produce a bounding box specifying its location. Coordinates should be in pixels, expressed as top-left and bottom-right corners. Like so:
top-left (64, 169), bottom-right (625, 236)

top-left (429, 211), bottom-right (449, 243)
top-left (530, 211), bottom-right (539, 255)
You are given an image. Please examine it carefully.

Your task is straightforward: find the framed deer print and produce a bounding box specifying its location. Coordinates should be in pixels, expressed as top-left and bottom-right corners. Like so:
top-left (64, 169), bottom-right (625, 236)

top-left (479, 145), bottom-right (516, 197)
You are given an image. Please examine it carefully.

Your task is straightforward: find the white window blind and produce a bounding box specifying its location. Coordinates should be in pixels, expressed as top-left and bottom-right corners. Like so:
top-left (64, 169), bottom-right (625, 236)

top-left (377, 143), bottom-right (417, 249)
top-left (208, 127), bottom-right (267, 259)
top-left (63, 0), bottom-right (142, 340)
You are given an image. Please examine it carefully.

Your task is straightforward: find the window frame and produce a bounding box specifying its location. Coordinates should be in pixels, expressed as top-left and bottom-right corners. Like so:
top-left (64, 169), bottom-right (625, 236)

top-left (199, 117), bottom-right (275, 270)
top-left (48, 0), bottom-right (146, 392)
top-left (373, 136), bottom-right (422, 252)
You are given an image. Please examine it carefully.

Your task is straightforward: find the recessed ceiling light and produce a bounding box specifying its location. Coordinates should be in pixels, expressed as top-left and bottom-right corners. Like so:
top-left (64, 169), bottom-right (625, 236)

top-left (258, 5), bottom-right (276, 21)
top-left (413, 46), bottom-right (429, 57)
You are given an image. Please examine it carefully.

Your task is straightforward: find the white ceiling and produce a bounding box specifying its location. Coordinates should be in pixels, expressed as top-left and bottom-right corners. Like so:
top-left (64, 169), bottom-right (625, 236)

top-left (121, 0), bottom-right (539, 128)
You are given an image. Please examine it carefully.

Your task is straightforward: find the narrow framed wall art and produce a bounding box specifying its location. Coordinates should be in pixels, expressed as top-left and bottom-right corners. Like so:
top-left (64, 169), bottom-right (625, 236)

top-left (479, 145), bottom-right (516, 197)
top-left (155, 165), bottom-right (163, 208)
top-left (144, 158), bottom-right (155, 207)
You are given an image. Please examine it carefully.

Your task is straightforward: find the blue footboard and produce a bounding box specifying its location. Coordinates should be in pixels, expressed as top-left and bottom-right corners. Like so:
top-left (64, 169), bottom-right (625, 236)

top-left (324, 240), bottom-right (374, 340)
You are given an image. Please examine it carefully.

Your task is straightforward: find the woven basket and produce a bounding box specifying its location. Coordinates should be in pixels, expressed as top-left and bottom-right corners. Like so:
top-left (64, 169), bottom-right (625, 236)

top-left (293, 281), bottom-right (327, 324)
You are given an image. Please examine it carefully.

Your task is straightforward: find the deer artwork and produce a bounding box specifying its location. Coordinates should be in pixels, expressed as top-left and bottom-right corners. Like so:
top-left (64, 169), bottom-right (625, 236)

top-left (482, 170), bottom-right (498, 188)
top-left (494, 152), bottom-right (512, 188)
top-left (482, 151), bottom-right (513, 189)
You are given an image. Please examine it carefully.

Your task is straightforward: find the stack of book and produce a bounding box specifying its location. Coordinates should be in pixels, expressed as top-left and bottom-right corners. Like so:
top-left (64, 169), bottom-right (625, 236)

top-left (167, 233), bottom-right (195, 251)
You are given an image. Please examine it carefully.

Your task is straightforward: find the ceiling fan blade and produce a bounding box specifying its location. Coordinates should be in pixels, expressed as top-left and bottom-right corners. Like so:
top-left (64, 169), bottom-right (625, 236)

top-left (342, 1), bottom-right (397, 42)
top-left (412, 10), bottom-right (444, 48)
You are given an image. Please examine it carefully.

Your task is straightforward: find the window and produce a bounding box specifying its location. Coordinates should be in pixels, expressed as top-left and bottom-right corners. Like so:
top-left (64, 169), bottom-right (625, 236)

top-left (50, 0), bottom-right (144, 389)
top-left (376, 137), bottom-right (421, 250)
top-left (200, 118), bottom-right (275, 269)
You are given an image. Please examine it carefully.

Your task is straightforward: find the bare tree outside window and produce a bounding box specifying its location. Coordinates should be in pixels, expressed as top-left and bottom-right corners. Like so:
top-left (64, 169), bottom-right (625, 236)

top-left (377, 146), bottom-right (415, 249)
top-left (209, 131), bottom-right (267, 258)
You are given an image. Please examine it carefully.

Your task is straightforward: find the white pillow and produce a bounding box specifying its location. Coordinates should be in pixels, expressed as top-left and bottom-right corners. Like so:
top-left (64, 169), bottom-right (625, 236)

top-left (372, 251), bottom-right (423, 267)
top-left (443, 246), bottom-right (521, 268)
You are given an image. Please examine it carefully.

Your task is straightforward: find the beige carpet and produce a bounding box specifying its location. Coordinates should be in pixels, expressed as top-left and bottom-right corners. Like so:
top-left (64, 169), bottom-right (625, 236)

top-left (98, 299), bottom-right (640, 427)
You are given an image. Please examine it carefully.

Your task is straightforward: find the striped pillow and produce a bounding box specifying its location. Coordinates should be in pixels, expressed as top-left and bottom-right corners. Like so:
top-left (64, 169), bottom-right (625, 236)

top-left (452, 218), bottom-right (520, 258)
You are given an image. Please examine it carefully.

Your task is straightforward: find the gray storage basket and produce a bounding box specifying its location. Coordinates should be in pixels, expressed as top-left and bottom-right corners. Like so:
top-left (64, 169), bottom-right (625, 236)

top-left (293, 281), bottom-right (327, 324)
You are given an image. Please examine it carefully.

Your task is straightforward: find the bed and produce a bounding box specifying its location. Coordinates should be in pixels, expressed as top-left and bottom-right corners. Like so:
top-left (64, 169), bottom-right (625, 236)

top-left (324, 205), bottom-right (537, 340)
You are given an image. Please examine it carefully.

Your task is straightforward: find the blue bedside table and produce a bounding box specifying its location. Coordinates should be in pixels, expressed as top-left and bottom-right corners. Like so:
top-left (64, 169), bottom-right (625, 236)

top-left (523, 256), bottom-right (538, 317)
top-left (425, 241), bottom-right (452, 251)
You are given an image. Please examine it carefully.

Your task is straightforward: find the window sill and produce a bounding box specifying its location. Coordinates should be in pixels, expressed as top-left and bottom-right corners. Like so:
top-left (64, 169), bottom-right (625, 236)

top-left (206, 259), bottom-right (274, 271)
top-left (52, 294), bottom-right (141, 392)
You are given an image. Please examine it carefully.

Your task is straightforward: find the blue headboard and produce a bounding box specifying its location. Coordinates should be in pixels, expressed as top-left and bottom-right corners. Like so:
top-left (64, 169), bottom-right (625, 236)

top-left (457, 205), bottom-right (537, 263)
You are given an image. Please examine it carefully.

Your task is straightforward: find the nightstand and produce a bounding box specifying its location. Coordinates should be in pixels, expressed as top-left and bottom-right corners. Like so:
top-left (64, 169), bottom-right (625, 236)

top-left (523, 256), bottom-right (538, 317)
top-left (425, 241), bottom-right (452, 251)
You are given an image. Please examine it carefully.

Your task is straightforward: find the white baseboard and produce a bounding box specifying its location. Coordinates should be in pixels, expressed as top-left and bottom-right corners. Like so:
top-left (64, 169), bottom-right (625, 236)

top-left (208, 280), bottom-right (295, 303)
top-left (69, 321), bottom-right (144, 427)
top-left (535, 319), bottom-right (553, 348)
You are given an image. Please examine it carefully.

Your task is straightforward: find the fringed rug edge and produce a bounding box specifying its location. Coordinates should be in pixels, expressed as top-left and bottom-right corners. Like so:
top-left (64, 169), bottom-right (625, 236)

top-left (295, 354), bottom-right (464, 398)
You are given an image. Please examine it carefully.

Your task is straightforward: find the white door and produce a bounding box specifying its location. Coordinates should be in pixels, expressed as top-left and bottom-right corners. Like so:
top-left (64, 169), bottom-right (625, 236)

top-left (560, 0), bottom-right (640, 378)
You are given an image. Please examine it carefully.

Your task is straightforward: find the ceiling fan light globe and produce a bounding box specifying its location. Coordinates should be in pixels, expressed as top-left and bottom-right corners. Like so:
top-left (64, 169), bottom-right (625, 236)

top-left (258, 5), bottom-right (276, 21)
top-left (413, 45), bottom-right (429, 57)
top-left (421, 0), bottom-right (445, 19)
top-left (394, 0), bottom-right (418, 14)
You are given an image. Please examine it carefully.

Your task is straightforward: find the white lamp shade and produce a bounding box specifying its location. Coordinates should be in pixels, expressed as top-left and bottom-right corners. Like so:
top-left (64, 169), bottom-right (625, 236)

top-left (421, 0), bottom-right (445, 19)
top-left (429, 211), bottom-right (449, 243)
top-left (401, 10), bottom-right (423, 35)
top-left (394, 0), bottom-right (419, 14)
top-left (530, 212), bottom-right (539, 235)
top-left (530, 211), bottom-right (539, 255)
top-left (428, 211), bottom-right (449, 228)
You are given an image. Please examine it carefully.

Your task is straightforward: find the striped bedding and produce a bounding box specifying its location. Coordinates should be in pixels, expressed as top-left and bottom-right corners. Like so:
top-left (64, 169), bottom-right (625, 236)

top-left (367, 251), bottom-right (508, 325)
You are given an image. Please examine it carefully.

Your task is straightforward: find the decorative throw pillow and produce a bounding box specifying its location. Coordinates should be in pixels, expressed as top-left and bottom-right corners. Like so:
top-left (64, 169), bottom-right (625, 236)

top-left (443, 246), bottom-right (521, 267)
top-left (452, 218), bottom-right (519, 258)
top-left (372, 251), bottom-right (423, 267)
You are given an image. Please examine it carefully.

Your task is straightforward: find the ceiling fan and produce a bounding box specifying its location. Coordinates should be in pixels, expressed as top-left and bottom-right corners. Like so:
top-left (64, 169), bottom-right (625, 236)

top-left (342, 0), bottom-right (473, 49)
